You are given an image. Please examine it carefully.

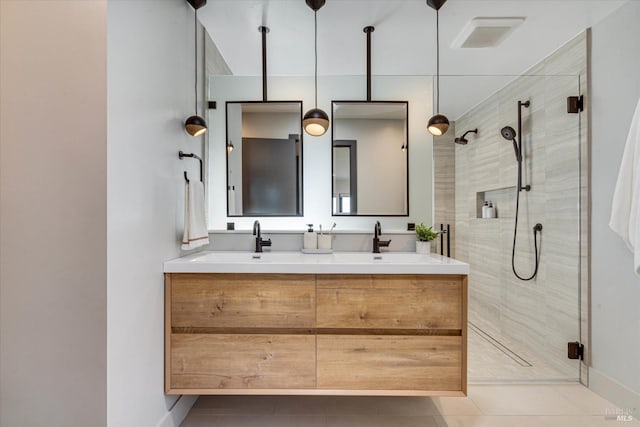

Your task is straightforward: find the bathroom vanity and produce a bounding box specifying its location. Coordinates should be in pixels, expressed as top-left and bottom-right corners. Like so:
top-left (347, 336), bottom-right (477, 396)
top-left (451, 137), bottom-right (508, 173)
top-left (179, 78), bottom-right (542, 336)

top-left (163, 252), bottom-right (469, 396)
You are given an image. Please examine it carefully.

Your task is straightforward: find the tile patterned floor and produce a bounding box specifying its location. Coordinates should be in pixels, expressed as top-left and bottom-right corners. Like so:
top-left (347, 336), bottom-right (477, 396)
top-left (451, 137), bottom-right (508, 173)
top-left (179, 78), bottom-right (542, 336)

top-left (180, 384), bottom-right (640, 426)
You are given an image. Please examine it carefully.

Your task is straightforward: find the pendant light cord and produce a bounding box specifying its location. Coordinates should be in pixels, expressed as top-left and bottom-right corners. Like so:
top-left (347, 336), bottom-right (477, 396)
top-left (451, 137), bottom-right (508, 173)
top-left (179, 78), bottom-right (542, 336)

top-left (194, 9), bottom-right (199, 115)
top-left (314, 10), bottom-right (318, 109)
top-left (435, 9), bottom-right (440, 113)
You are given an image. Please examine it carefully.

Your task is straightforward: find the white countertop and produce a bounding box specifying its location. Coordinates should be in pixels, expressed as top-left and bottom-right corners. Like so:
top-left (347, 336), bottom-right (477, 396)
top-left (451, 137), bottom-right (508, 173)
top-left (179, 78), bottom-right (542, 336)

top-left (164, 251), bottom-right (469, 275)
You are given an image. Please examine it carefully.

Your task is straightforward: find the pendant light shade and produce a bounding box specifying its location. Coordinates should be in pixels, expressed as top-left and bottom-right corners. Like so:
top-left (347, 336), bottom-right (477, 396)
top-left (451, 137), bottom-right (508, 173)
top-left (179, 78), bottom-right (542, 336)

top-left (427, 114), bottom-right (450, 136)
top-left (303, 108), bottom-right (330, 136)
top-left (184, 5), bottom-right (207, 137)
top-left (303, 0), bottom-right (329, 137)
top-left (427, 0), bottom-right (449, 136)
top-left (185, 115), bottom-right (207, 137)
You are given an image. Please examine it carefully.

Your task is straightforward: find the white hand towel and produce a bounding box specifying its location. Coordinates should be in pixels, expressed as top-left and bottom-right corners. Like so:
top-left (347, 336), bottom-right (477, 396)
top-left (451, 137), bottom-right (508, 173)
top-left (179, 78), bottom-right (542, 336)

top-left (610, 97), bottom-right (640, 275)
top-left (182, 181), bottom-right (210, 250)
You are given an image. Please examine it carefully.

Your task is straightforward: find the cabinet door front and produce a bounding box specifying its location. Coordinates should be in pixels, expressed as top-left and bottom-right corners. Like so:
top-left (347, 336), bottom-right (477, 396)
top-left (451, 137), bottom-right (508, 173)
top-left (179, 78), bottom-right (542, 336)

top-left (171, 273), bottom-right (316, 329)
top-left (317, 335), bottom-right (462, 391)
top-left (317, 275), bottom-right (462, 330)
top-left (171, 334), bottom-right (316, 389)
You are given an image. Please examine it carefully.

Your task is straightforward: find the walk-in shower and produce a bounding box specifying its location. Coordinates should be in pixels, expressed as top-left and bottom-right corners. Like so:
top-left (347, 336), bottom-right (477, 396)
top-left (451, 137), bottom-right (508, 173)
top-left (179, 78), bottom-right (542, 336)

top-left (446, 66), bottom-right (585, 384)
top-left (501, 100), bottom-right (542, 281)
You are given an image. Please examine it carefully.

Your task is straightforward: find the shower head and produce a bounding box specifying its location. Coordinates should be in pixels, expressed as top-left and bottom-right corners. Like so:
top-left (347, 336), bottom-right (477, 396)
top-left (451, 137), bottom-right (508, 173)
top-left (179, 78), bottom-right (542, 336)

top-left (454, 128), bottom-right (478, 145)
top-left (500, 126), bottom-right (521, 162)
top-left (501, 126), bottom-right (516, 141)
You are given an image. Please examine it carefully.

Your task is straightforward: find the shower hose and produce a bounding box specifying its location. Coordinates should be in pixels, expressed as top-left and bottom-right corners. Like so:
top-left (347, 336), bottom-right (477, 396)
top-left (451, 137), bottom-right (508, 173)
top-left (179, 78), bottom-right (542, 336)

top-left (511, 186), bottom-right (543, 281)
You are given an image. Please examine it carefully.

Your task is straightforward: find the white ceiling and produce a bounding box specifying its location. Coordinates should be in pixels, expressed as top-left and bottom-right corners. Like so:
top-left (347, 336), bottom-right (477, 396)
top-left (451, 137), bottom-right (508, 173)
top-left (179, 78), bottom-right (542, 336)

top-left (199, 0), bottom-right (625, 119)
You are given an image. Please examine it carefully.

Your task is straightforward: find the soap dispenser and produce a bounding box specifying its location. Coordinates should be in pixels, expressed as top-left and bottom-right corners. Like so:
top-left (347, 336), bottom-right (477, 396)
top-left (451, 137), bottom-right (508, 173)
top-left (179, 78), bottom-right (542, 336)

top-left (487, 201), bottom-right (497, 219)
top-left (304, 224), bottom-right (317, 250)
top-left (482, 201), bottom-right (489, 219)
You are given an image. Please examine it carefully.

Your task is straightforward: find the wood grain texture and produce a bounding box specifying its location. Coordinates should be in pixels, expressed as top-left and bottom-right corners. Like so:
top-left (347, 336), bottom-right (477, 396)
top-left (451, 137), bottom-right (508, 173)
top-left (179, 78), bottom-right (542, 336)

top-left (317, 275), bottom-right (462, 330)
top-left (166, 388), bottom-right (466, 396)
top-left (165, 274), bottom-right (172, 393)
top-left (171, 334), bottom-right (316, 389)
top-left (165, 272), bottom-right (468, 396)
top-left (317, 335), bottom-right (462, 391)
top-left (171, 273), bottom-right (316, 329)
top-left (461, 275), bottom-right (468, 394)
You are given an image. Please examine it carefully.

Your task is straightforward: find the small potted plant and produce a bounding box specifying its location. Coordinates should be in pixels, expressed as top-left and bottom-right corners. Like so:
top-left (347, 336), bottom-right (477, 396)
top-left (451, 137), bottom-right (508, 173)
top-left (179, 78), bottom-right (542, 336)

top-left (415, 223), bottom-right (439, 254)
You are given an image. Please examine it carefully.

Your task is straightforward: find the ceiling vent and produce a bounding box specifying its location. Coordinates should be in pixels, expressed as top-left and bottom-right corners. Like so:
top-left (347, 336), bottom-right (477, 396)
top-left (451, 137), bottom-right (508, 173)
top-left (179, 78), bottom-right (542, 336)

top-left (451, 17), bottom-right (525, 48)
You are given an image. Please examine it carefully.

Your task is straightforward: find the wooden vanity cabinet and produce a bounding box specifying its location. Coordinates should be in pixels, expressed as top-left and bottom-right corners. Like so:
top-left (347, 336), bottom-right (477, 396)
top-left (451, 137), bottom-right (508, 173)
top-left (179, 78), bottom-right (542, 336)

top-left (165, 273), bottom-right (467, 396)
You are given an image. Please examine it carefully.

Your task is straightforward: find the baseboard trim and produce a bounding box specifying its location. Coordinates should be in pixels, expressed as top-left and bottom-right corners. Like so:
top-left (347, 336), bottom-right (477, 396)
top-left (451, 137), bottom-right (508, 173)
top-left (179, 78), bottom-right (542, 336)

top-left (589, 368), bottom-right (640, 413)
top-left (156, 395), bottom-right (198, 427)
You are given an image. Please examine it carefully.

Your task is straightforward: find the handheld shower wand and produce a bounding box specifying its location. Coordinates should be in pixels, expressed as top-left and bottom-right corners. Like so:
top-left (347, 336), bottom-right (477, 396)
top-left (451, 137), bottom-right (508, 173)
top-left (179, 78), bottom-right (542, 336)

top-left (501, 100), bottom-right (541, 281)
top-left (500, 126), bottom-right (521, 162)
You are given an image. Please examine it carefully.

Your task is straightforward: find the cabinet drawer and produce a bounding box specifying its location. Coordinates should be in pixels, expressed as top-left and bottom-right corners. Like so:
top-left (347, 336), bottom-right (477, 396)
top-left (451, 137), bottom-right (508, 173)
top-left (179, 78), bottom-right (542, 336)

top-left (171, 273), bottom-right (315, 329)
top-left (317, 335), bottom-right (462, 391)
top-left (171, 334), bottom-right (316, 389)
top-left (317, 275), bottom-right (462, 330)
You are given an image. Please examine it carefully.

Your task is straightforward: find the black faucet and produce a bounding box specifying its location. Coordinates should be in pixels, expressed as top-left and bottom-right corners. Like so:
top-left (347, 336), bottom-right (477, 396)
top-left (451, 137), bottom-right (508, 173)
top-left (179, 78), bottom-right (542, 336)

top-left (373, 221), bottom-right (391, 253)
top-left (253, 220), bottom-right (272, 253)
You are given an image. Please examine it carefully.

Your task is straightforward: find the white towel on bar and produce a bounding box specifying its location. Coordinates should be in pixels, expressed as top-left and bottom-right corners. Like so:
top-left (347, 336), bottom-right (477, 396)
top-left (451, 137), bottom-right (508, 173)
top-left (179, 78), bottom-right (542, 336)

top-left (610, 97), bottom-right (640, 275)
top-left (182, 181), bottom-right (210, 250)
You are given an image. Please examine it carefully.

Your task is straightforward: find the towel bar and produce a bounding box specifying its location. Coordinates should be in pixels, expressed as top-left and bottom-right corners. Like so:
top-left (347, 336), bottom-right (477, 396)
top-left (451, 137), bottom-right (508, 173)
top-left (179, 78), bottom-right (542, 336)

top-left (178, 151), bottom-right (203, 183)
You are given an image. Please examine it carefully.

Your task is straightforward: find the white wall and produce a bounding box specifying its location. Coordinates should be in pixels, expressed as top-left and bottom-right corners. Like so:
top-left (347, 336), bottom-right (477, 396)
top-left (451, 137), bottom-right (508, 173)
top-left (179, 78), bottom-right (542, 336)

top-left (0, 1), bottom-right (107, 426)
top-left (242, 111), bottom-right (300, 139)
top-left (227, 103), bottom-right (243, 215)
top-left (107, 1), bottom-right (202, 426)
top-left (590, 0), bottom-right (640, 405)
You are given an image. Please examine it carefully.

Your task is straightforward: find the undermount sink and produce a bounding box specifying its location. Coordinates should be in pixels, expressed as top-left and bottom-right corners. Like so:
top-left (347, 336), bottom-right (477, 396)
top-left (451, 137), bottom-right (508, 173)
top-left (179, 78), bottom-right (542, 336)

top-left (165, 251), bottom-right (469, 275)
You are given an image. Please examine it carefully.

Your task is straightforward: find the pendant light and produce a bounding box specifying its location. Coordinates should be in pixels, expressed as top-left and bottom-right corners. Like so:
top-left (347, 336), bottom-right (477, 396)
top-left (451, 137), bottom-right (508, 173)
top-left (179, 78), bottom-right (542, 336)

top-left (427, 0), bottom-right (449, 136)
top-left (303, 0), bottom-right (329, 137)
top-left (184, 2), bottom-right (207, 137)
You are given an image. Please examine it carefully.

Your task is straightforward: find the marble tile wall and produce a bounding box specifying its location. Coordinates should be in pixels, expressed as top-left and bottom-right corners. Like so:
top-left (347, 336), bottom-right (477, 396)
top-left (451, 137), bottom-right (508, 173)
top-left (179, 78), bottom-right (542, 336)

top-left (433, 126), bottom-right (456, 256)
top-left (453, 32), bottom-right (588, 380)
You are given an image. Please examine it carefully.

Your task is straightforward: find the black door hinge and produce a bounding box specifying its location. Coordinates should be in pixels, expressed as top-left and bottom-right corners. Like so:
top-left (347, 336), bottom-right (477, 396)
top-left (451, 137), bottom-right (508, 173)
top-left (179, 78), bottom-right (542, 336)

top-left (567, 95), bottom-right (584, 113)
top-left (208, 101), bottom-right (217, 110)
top-left (568, 341), bottom-right (584, 360)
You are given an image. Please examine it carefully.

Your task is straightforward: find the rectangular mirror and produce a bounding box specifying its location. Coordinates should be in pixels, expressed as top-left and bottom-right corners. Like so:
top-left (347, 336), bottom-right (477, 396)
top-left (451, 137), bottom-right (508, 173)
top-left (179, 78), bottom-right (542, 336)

top-left (226, 101), bottom-right (303, 217)
top-left (332, 101), bottom-right (409, 216)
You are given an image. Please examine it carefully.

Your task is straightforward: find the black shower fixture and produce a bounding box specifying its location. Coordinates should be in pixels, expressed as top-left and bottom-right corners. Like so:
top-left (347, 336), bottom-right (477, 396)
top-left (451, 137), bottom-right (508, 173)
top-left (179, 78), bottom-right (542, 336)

top-left (500, 100), bottom-right (530, 191)
top-left (502, 100), bottom-right (542, 282)
top-left (454, 128), bottom-right (478, 145)
top-left (500, 125), bottom-right (521, 162)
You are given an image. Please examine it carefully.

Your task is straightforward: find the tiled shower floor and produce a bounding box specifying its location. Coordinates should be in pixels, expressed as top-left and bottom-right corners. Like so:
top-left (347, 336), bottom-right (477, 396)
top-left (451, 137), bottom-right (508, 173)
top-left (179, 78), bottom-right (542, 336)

top-left (467, 323), bottom-right (572, 382)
